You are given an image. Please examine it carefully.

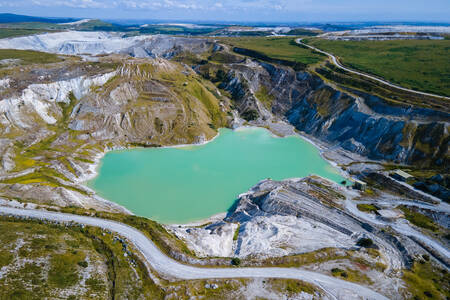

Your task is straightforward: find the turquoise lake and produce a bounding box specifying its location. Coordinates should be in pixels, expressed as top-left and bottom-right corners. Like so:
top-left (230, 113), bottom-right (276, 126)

top-left (87, 127), bottom-right (345, 224)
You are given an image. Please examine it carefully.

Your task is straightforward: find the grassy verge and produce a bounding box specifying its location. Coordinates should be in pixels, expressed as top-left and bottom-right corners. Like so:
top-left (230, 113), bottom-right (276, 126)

top-left (251, 247), bottom-right (358, 268)
top-left (268, 278), bottom-right (317, 296)
top-left (58, 207), bottom-right (196, 258)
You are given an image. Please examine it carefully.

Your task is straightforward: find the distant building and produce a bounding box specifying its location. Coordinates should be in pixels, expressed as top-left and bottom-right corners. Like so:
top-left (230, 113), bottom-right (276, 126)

top-left (353, 179), bottom-right (367, 191)
top-left (391, 170), bottom-right (414, 182)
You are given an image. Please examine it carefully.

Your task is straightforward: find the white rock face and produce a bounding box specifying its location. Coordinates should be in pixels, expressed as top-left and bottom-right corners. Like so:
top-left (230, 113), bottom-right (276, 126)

top-left (171, 222), bottom-right (238, 257)
top-left (170, 214), bottom-right (354, 259)
top-left (59, 19), bottom-right (93, 25)
top-left (0, 71), bottom-right (116, 128)
top-left (0, 31), bottom-right (148, 55)
top-left (170, 177), bottom-right (392, 260)
top-left (0, 31), bottom-right (212, 58)
top-left (0, 78), bottom-right (10, 89)
top-left (236, 215), bottom-right (354, 258)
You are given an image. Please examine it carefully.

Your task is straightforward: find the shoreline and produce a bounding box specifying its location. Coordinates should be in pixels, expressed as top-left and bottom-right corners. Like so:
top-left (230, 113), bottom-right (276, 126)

top-left (78, 123), bottom-right (350, 223)
top-left (77, 131), bottom-right (222, 186)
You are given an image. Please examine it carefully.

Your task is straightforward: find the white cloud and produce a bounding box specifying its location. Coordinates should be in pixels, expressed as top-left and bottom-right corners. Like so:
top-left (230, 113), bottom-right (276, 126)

top-left (30, 0), bottom-right (111, 9)
top-left (3, 0), bottom-right (310, 11)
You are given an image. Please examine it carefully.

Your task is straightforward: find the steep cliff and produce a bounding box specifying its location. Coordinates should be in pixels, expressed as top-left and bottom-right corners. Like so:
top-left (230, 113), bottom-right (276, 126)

top-left (206, 52), bottom-right (449, 167)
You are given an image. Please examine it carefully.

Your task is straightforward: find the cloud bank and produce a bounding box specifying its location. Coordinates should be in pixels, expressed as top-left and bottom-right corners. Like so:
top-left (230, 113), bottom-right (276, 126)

top-left (0, 0), bottom-right (448, 22)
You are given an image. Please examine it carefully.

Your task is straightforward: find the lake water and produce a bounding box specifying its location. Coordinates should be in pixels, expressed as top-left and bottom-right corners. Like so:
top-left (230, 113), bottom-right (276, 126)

top-left (87, 127), bottom-right (345, 224)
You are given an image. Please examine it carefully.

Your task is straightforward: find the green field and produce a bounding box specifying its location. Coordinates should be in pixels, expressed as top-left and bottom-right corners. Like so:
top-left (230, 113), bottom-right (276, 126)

top-left (0, 49), bottom-right (63, 66)
top-left (220, 37), bottom-right (325, 66)
top-left (305, 38), bottom-right (450, 96)
top-left (0, 28), bottom-right (51, 39)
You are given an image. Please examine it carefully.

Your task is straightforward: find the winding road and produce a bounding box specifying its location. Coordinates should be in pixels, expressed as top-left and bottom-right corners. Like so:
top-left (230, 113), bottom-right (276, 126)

top-left (295, 38), bottom-right (450, 101)
top-left (0, 206), bottom-right (388, 300)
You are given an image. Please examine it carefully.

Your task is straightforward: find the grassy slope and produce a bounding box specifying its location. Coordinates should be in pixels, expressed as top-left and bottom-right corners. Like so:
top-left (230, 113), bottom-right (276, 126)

top-left (0, 49), bottom-right (63, 65)
top-left (403, 259), bottom-right (450, 299)
top-left (220, 36), bottom-right (325, 66)
top-left (0, 216), bottom-right (164, 299)
top-left (306, 38), bottom-right (450, 96)
top-left (398, 205), bottom-right (439, 232)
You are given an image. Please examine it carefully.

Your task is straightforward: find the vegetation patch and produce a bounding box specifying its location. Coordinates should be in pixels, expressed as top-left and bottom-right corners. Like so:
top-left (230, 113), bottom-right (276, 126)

top-left (398, 205), bottom-right (439, 232)
top-left (255, 85), bottom-right (275, 109)
top-left (402, 260), bottom-right (450, 299)
top-left (49, 252), bottom-right (83, 288)
top-left (0, 49), bottom-right (63, 66)
top-left (0, 28), bottom-right (54, 39)
top-left (256, 247), bottom-right (350, 268)
top-left (0, 216), bottom-right (165, 299)
top-left (357, 204), bottom-right (379, 213)
top-left (269, 278), bottom-right (317, 296)
top-left (219, 37), bottom-right (325, 66)
top-left (241, 109), bottom-right (259, 121)
top-left (233, 224), bottom-right (240, 241)
top-left (330, 267), bottom-right (372, 284)
top-left (305, 38), bottom-right (450, 96)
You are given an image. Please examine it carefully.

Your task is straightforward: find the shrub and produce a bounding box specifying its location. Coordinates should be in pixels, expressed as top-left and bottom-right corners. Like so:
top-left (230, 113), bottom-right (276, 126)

top-left (77, 261), bottom-right (88, 268)
top-left (231, 257), bottom-right (241, 266)
top-left (241, 109), bottom-right (259, 121)
top-left (356, 238), bottom-right (374, 248)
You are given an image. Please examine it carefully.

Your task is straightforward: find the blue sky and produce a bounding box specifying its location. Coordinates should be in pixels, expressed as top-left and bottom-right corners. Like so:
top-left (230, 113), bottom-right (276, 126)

top-left (0, 0), bottom-right (449, 22)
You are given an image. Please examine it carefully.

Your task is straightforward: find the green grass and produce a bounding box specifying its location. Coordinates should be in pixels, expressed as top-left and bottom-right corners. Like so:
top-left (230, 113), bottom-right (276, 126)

top-left (0, 49), bottom-right (63, 66)
top-left (0, 216), bottom-right (165, 299)
top-left (233, 224), bottom-right (240, 241)
top-left (220, 37), bottom-right (325, 66)
top-left (0, 215), bottom-right (323, 299)
top-left (305, 38), bottom-right (450, 96)
top-left (256, 247), bottom-right (351, 268)
top-left (48, 252), bottom-right (83, 288)
top-left (314, 62), bottom-right (449, 112)
top-left (357, 204), bottom-right (379, 213)
top-left (0, 28), bottom-right (51, 39)
top-left (57, 207), bottom-right (196, 258)
top-left (403, 260), bottom-right (450, 299)
top-left (269, 278), bottom-right (318, 296)
top-left (330, 267), bottom-right (373, 284)
top-left (255, 85), bottom-right (275, 109)
top-left (398, 205), bottom-right (439, 232)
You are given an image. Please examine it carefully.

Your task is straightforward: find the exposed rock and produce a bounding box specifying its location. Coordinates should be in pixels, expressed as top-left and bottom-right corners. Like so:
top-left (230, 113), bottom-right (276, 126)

top-left (170, 176), bottom-right (406, 268)
top-left (0, 31), bottom-right (213, 58)
top-left (212, 56), bottom-right (449, 167)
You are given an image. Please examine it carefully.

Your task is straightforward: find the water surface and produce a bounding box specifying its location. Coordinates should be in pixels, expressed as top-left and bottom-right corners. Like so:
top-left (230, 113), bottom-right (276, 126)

top-left (88, 127), bottom-right (344, 223)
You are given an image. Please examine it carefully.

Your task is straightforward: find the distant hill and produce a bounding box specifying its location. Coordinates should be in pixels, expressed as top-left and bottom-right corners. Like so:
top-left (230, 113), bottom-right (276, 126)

top-left (0, 13), bottom-right (76, 24)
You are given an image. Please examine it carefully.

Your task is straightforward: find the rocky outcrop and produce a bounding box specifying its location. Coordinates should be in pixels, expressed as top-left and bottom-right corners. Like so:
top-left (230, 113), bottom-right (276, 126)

top-left (217, 57), bottom-right (449, 167)
top-left (0, 31), bottom-right (213, 58)
top-left (0, 71), bottom-right (116, 128)
top-left (169, 176), bottom-right (412, 276)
